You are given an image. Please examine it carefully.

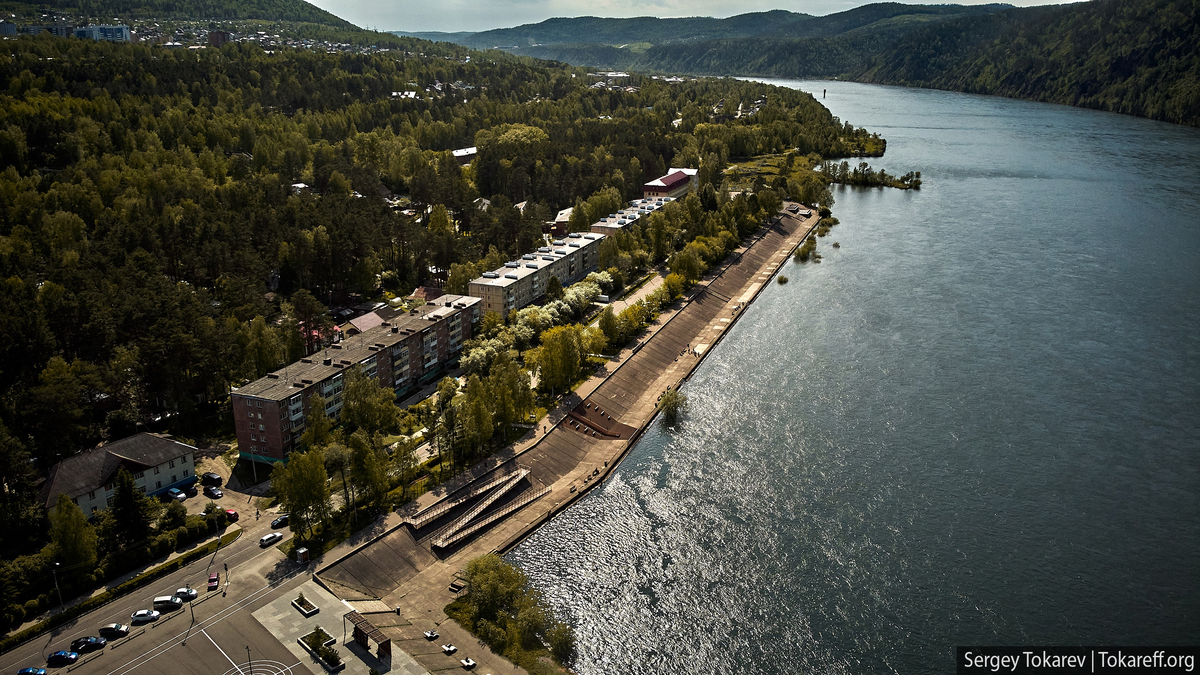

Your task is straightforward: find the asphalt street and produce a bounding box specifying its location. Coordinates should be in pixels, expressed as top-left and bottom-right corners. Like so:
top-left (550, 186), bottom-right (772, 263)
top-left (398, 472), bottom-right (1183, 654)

top-left (0, 506), bottom-right (312, 675)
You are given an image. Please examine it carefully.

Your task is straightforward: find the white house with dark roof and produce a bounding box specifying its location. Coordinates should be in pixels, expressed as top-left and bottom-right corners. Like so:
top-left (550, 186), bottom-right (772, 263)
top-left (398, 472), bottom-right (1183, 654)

top-left (41, 433), bottom-right (197, 514)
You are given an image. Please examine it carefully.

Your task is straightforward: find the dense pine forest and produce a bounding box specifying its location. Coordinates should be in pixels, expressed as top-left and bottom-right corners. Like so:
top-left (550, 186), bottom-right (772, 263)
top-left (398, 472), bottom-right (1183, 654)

top-left (0, 32), bottom-right (877, 557)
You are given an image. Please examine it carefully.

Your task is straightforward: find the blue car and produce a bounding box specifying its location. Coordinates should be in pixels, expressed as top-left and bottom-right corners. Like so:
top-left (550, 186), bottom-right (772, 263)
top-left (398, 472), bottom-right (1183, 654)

top-left (17, 667), bottom-right (47, 675)
top-left (45, 650), bottom-right (78, 666)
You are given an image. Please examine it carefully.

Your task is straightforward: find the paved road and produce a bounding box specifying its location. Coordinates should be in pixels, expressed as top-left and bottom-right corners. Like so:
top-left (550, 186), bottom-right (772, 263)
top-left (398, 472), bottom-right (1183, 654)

top-left (0, 513), bottom-right (306, 675)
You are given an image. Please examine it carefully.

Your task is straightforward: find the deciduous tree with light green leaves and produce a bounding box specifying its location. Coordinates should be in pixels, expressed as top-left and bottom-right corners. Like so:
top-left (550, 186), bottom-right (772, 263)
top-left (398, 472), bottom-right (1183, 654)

top-left (341, 365), bottom-right (399, 437)
top-left (271, 448), bottom-right (330, 538)
top-left (49, 492), bottom-right (97, 570)
top-left (348, 430), bottom-right (389, 512)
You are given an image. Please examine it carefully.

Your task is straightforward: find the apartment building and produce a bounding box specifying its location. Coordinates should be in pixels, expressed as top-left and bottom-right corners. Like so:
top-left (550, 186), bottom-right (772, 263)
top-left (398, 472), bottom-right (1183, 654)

top-left (73, 25), bottom-right (132, 41)
top-left (230, 294), bottom-right (480, 462)
top-left (467, 232), bottom-right (605, 319)
top-left (643, 167), bottom-right (698, 199)
top-left (41, 433), bottom-right (197, 515)
top-left (590, 197), bottom-right (673, 236)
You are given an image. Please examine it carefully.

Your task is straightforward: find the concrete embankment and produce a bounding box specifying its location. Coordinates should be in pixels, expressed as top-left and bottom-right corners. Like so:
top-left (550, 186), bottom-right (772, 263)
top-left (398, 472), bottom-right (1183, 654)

top-left (314, 204), bottom-right (819, 674)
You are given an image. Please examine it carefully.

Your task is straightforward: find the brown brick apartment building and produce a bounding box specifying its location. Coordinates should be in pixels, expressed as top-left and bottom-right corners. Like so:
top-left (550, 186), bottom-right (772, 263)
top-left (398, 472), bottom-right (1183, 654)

top-left (230, 294), bottom-right (480, 463)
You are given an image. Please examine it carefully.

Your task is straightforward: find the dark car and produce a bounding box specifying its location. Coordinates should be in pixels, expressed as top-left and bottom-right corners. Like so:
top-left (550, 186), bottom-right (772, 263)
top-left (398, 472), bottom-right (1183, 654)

top-left (45, 651), bottom-right (78, 667)
top-left (271, 514), bottom-right (289, 529)
top-left (203, 486), bottom-right (223, 499)
top-left (97, 624), bottom-right (128, 640)
top-left (200, 472), bottom-right (223, 486)
top-left (16, 668), bottom-right (47, 675)
top-left (182, 483), bottom-right (198, 497)
top-left (69, 636), bottom-right (106, 653)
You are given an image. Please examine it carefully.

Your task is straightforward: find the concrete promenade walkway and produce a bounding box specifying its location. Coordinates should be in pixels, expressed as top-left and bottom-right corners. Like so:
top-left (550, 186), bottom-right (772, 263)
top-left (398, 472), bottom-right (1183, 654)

top-left (310, 205), bottom-right (818, 675)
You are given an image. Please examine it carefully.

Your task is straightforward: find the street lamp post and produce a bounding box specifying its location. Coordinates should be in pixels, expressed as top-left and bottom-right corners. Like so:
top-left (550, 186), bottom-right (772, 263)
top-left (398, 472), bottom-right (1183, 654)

top-left (51, 562), bottom-right (64, 614)
top-left (245, 645), bottom-right (252, 674)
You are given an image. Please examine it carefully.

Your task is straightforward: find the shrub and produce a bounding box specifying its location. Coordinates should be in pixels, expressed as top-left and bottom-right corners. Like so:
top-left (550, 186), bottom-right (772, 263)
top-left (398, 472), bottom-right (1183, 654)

top-left (319, 645), bottom-right (341, 666)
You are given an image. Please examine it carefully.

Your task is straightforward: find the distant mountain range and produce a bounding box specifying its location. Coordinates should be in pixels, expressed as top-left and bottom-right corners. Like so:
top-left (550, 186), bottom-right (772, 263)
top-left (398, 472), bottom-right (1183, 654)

top-left (394, 0), bottom-right (1200, 127)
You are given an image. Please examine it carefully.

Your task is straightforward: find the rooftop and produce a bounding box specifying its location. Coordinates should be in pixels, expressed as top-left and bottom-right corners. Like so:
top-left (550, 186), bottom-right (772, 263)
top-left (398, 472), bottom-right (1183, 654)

top-left (470, 234), bottom-right (604, 290)
top-left (41, 433), bottom-right (197, 508)
top-left (234, 294), bottom-right (479, 402)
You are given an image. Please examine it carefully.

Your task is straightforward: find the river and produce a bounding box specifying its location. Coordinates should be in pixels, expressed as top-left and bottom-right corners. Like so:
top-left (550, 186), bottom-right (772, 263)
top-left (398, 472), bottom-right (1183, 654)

top-left (507, 80), bottom-right (1200, 673)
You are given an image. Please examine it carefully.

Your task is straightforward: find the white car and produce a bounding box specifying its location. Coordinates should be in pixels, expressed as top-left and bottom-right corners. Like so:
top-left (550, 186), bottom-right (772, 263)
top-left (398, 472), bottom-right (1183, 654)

top-left (259, 532), bottom-right (283, 547)
top-left (423, 629), bottom-right (439, 640)
top-left (441, 644), bottom-right (456, 654)
top-left (130, 609), bottom-right (160, 624)
top-left (175, 587), bottom-right (197, 601)
top-left (461, 657), bottom-right (476, 669)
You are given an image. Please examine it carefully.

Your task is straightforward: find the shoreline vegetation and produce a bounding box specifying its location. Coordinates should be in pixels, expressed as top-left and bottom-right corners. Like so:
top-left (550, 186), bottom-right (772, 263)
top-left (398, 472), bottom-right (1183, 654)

top-left (821, 161), bottom-right (921, 190)
top-left (445, 555), bottom-right (575, 675)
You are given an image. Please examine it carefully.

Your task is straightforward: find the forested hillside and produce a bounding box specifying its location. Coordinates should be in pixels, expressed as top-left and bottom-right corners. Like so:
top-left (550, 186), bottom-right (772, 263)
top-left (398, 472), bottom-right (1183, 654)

top-left (456, 10), bottom-right (812, 50)
top-left (458, 0), bottom-right (1199, 127)
top-left (4, 0), bottom-right (355, 26)
top-left (856, 0), bottom-right (1200, 126)
top-left (0, 34), bottom-right (877, 554)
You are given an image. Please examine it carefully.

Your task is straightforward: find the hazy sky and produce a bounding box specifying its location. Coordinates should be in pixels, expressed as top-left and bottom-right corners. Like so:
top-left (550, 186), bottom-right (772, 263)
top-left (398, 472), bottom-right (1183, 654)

top-left (307, 0), bottom-right (1076, 33)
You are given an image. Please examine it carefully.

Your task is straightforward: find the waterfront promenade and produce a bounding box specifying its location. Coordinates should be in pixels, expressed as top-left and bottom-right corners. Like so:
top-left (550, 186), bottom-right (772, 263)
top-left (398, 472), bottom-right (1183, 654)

top-left (312, 205), bottom-right (819, 674)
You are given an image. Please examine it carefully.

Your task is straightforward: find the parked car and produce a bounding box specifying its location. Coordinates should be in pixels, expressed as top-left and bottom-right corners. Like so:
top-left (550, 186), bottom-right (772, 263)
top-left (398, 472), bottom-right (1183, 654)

top-left (441, 644), bottom-right (457, 654)
top-left (259, 532), bottom-right (283, 547)
top-left (16, 667), bottom-right (47, 675)
top-left (271, 514), bottom-right (289, 529)
top-left (175, 587), bottom-right (197, 601)
top-left (182, 483), bottom-right (198, 497)
top-left (69, 636), bottom-right (106, 653)
top-left (208, 572), bottom-right (219, 591)
top-left (97, 624), bottom-right (128, 639)
top-left (165, 488), bottom-right (185, 501)
top-left (203, 486), bottom-right (223, 499)
top-left (200, 472), bottom-right (223, 486)
top-left (423, 629), bottom-right (439, 640)
top-left (225, 509), bottom-right (239, 522)
top-left (45, 651), bottom-right (78, 667)
top-left (129, 609), bottom-right (159, 624)
top-left (461, 657), bottom-right (476, 669)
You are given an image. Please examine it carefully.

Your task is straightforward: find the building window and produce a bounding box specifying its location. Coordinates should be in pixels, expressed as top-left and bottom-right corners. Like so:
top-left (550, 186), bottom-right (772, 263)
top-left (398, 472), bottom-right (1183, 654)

top-left (246, 399), bottom-right (252, 406)
top-left (154, 467), bottom-right (160, 474)
top-left (168, 460), bottom-right (175, 468)
top-left (155, 481), bottom-right (161, 489)
top-left (134, 471), bottom-right (144, 479)
top-left (259, 424), bottom-right (264, 431)
top-left (183, 469), bottom-right (189, 476)
top-left (171, 475), bottom-right (176, 483)
top-left (89, 490), bottom-right (95, 500)
top-left (72, 497), bottom-right (78, 504)
top-left (107, 497), bottom-right (114, 507)
top-left (256, 401), bottom-right (262, 408)
top-left (251, 434), bottom-right (257, 441)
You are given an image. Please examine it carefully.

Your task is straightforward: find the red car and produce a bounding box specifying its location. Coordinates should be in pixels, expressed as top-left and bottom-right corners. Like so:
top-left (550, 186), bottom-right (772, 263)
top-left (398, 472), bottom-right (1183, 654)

top-left (208, 572), bottom-right (219, 591)
top-left (225, 509), bottom-right (238, 522)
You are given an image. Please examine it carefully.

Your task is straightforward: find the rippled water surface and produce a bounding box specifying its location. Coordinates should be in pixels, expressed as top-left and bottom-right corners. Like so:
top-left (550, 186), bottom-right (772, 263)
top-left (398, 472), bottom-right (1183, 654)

top-left (508, 81), bottom-right (1200, 674)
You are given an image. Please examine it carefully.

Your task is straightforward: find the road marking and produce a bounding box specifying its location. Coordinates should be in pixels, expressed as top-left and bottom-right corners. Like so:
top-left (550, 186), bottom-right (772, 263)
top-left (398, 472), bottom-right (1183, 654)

top-left (103, 563), bottom-right (306, 675)
top-left (203, 629), bottom-right (245, 674)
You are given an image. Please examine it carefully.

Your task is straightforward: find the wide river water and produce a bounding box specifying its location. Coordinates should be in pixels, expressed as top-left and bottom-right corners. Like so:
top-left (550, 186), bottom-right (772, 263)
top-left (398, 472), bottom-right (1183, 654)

top-left (508, 80), bottom-right (1200, 673)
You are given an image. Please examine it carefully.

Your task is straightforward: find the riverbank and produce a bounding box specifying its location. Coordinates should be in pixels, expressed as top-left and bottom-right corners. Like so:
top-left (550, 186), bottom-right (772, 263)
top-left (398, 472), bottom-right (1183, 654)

top-left (311, 204), bottom-right (820, 673)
